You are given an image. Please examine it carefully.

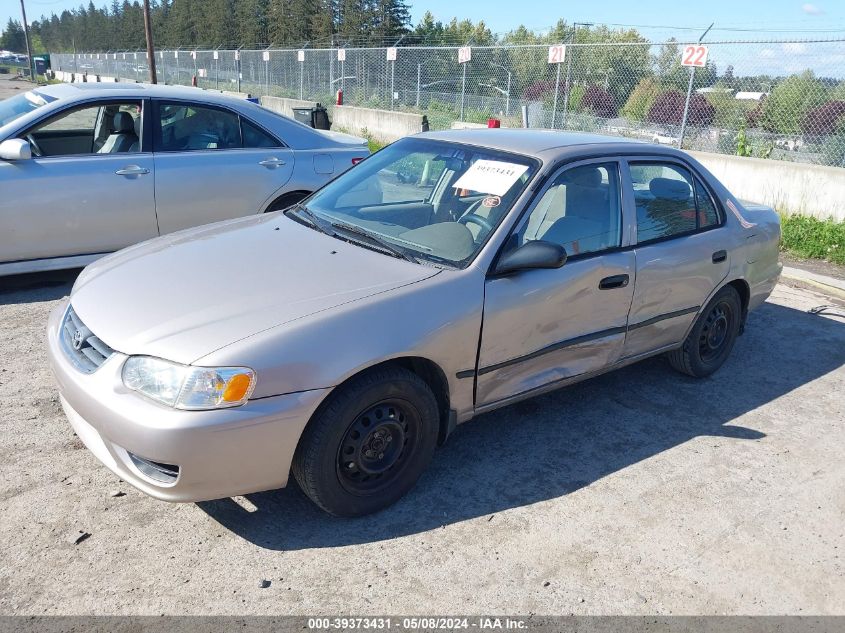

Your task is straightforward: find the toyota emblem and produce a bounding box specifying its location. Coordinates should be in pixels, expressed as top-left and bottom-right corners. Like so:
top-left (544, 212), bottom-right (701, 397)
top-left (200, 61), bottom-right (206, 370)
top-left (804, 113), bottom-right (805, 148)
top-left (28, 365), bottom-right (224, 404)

top-left (72, 330), bottom-right (85, 350)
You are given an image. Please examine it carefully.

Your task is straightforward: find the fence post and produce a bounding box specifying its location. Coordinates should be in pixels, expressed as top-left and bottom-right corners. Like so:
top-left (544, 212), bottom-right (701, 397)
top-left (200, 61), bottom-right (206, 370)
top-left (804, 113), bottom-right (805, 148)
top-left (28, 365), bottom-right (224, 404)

top-left (236, 48), bottom-right (241, 93)
top-left (551, 61), bottom-right (562, 129)
top-left (416, 63), bottom-right (421, 109)
top-left (677, 66), bottom-right (696, 149)
top-left (678, 23), bottom-right (714, 150)
top-left (460, 62), bottom-right (466, 121)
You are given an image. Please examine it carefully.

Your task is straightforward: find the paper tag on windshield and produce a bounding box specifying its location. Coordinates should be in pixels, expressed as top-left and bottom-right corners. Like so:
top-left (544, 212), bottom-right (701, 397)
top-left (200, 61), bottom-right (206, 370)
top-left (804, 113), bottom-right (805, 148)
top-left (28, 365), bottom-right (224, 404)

top-left (453, 160), bottom-right (529, 196)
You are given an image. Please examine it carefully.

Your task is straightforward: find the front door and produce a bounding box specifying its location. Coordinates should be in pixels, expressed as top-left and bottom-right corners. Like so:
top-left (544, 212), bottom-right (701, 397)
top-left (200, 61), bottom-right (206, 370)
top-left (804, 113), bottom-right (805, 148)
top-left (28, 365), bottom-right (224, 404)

top-left (622, 159), bottom-right (731, 359)
top-left (0, 99), bottom-right (158, 264)
top-left (151, 100), bottom-right (294, 234)
top-left (476, 160), bottom-right (636, 408)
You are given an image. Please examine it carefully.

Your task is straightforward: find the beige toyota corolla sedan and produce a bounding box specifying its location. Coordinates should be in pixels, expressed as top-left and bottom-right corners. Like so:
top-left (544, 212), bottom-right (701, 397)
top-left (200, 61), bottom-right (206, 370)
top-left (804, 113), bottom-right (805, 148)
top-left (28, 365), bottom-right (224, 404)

top-left (47, 129), bottom-right (782, 516)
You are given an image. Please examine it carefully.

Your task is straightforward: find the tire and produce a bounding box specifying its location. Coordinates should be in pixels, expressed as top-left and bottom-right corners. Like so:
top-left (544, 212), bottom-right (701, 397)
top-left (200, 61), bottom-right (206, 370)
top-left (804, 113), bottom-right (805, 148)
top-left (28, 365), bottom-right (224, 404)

top-left (667, 285), bottom-right (742, 378)
top-left (291, 366), bottom-right (440, 517)
top-left (266, 191), bottom-right (310, 213)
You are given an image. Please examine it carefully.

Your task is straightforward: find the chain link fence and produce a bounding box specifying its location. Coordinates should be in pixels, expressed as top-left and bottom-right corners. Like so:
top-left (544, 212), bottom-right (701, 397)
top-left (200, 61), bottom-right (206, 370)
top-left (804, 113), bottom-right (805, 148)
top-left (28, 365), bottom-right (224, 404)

top-left (52, 37), bottom-right (845, 166)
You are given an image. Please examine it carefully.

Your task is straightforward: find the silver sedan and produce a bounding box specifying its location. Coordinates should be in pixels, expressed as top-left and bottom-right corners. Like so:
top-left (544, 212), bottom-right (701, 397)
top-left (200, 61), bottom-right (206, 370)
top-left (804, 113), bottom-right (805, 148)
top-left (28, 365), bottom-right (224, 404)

top-left (46, 129), bottom-right (782, 516)
top-left (0, 82), bottom-right (368, 276)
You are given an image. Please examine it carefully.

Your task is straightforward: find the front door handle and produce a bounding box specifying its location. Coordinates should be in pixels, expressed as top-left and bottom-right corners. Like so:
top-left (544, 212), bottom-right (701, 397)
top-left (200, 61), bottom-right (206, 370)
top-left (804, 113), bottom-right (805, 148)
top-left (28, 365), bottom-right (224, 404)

top-left (712, 250), bottom-right (727, 263)
top-left (115, 165), bottom-right (149, 176)
top-left (258, 157), bottom-right (286, 168)
top-left (599, 274), bottom-right (630, 290)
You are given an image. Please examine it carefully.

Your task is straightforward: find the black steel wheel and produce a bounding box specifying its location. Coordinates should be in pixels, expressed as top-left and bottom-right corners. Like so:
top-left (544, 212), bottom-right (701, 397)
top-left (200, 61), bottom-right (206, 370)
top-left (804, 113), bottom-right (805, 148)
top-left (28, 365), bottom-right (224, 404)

top-left (336, 400), bottom-right (419, 495)
top-left (292, 366), bottom-right (439, 517)
top-left (667, 284), bottom-right (742, 378)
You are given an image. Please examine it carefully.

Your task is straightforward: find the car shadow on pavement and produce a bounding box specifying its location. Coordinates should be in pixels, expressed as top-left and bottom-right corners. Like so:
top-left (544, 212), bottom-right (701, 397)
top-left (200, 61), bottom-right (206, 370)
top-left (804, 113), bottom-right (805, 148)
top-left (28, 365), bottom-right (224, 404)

top-left (198, 300), bottom-right (845, 550)
top-left (0, 269), bottom-right (79, 305)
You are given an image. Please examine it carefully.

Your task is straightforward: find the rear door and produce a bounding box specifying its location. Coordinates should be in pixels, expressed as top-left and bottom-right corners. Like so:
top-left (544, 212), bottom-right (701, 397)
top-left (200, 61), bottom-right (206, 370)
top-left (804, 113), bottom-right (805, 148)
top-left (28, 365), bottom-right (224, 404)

top-left (152, 99), bottom-right (294, 234)
top-left (476, 160), bottom-right (636, 407)
top-left (621, 158), bottom-right (730, 359)
top-left (0, 98), bottom-right (158, 264)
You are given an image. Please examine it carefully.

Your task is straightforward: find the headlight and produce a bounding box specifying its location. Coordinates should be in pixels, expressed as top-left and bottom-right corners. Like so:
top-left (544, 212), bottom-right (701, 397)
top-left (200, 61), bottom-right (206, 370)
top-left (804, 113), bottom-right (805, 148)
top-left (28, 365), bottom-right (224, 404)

top-left (122, 356), bottom-right (256, 410)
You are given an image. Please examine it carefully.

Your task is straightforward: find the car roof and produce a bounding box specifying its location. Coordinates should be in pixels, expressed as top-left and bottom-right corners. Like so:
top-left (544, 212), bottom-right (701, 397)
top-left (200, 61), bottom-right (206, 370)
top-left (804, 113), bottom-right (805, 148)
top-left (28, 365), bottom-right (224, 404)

top-left (416, 128), bottom-right (677, 160)
top-left (36, 81), bottom-right (249, 108)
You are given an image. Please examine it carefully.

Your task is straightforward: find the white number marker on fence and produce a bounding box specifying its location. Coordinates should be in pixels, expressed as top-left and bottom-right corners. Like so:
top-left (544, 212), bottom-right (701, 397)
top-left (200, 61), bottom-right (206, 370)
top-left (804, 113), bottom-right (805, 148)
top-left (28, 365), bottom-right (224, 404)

top-left (458, 46), bottom-right (471, 64)
top-left (337, 48), bottom-right (346, 61)
top-left (681, 44), bottom-right (709, 67)
top-left (387, 47), bottom-right (397, 61)
top-left (297, 50), bottom-right (305, 62)
top-left (548, 44), bottom-right (566, 64)
top-left (213, 50), bottom-right (218, 60)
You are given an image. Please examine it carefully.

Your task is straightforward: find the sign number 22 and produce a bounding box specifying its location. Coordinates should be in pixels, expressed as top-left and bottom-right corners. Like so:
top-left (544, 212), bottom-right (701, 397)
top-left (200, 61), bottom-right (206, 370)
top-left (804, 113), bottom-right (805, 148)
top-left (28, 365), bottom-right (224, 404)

top-left (682, 45), bottom-right (709, 67)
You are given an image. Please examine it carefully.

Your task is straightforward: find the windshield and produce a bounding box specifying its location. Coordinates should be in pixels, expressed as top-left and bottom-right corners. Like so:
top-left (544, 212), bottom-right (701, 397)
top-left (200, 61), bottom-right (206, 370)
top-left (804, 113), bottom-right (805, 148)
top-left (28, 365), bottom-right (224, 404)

top-left (0, 91), bottom-right (52, 128)
top-left (302, 137), bottom-right (539, 268)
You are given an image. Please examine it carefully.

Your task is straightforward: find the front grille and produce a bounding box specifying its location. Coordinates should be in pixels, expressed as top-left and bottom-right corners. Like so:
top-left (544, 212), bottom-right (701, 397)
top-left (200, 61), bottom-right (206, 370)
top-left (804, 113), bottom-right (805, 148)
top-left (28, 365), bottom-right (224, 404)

top-left (60, 306), bottom-right (115, 373)
top-left (128, 453), bottom-right (180, 484)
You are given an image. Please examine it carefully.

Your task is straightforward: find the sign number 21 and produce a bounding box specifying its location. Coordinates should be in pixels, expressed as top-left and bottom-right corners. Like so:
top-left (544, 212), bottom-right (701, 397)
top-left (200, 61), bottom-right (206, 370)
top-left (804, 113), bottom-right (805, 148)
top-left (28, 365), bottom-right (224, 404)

top-left (681, 45), bottom-right (709, 67)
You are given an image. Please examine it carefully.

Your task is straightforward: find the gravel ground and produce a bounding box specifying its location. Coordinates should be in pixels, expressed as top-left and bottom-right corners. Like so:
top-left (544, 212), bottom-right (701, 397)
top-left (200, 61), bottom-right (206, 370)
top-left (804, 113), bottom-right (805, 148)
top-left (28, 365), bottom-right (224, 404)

top-left (0, 269), bottom-right (843, 616)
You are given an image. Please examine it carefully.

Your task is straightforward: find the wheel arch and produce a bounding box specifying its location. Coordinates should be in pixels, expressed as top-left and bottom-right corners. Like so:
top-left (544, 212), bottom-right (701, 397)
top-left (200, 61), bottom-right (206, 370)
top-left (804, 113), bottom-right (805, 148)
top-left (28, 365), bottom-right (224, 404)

top-left (263, 189), bottom-right (312, 213)
top-left (725, 277), bottom-right (751, 333)
top-left (301, 356), bottom-right (454, 452)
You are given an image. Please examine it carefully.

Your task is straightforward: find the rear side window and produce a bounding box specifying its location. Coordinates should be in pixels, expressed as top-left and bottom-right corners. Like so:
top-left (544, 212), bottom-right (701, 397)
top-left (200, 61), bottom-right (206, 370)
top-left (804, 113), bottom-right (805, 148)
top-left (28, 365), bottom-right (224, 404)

top-left (242, 119), bottom-right (281, 148)
top-left (157, 102), bottom-right (241, 151)
top-left (630, 162), bottom-right (720, 243)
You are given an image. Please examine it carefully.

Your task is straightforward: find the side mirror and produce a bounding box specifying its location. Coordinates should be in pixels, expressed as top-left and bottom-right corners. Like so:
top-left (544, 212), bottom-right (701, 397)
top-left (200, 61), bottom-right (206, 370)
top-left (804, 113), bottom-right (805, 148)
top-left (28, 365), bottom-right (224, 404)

top-left (494, 240), bottom-right (567, 276)
top-left (0, 138), bottom-right (32, 161)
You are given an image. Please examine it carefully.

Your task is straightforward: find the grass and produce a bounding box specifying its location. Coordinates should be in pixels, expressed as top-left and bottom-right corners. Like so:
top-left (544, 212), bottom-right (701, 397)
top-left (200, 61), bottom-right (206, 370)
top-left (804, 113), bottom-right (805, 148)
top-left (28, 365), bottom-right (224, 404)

top-left (779, 213), bottom-right (845, 265)
top-left (367, 138), bottom-right (386, 153)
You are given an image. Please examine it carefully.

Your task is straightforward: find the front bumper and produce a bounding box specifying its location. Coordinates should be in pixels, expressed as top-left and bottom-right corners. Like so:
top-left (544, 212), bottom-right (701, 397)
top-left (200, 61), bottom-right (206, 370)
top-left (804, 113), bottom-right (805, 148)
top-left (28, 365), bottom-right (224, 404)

top-left (46, 299), bottom-right (329, 502)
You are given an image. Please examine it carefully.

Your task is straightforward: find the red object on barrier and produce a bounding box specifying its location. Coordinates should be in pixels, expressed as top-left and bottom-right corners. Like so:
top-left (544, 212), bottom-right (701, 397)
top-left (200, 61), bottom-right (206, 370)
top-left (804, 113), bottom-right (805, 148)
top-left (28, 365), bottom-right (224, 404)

top-left (191, 75), bottom-right (197, 87)
top-left (336, 89), bottom-right (343, 106)
top-left (488, 118), bottom-right (501, 128)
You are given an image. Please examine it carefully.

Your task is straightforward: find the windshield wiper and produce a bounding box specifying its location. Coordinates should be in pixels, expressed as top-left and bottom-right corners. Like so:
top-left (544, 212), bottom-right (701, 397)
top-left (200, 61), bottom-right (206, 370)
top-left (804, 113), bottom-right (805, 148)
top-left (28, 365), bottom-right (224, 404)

top-left (329, 220), bottom-right (420, 264)
top-left (284, 203), bottom-right (336, 237)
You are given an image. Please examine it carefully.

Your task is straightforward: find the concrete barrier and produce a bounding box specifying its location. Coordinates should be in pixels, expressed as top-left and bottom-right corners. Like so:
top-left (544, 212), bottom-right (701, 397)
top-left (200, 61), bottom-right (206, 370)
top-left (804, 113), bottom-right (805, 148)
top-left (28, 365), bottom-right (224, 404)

top-left (690, 151), bottom-right (845, 221)
top-left (259, 95), bottom-right (316, 118)
top-left (332, 105), bottom-right (423, 143)
top-left (450, 121), bottom-right (487, 130)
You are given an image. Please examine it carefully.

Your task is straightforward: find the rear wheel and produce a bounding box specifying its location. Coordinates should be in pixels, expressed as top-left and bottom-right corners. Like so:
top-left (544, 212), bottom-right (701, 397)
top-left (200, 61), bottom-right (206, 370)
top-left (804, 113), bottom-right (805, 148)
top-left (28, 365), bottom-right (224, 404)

top-left (667, 285), bottom-right (741, 378)
top-left (292, 366), bottom-right (439, 517)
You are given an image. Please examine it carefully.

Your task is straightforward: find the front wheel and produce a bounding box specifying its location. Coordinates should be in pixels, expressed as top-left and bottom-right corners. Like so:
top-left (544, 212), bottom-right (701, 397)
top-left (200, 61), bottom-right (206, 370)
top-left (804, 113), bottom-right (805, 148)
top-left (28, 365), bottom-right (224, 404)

top-left (292, 366), bottom-right (440, 517)
top-left (667, 285), bottom-right (742, 378)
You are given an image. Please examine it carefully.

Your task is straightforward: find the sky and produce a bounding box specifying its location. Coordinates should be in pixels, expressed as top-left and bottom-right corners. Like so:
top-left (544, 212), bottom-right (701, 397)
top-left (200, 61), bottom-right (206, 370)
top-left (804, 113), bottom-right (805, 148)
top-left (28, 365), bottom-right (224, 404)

top-left (3, 0), bottom-right (845, 40)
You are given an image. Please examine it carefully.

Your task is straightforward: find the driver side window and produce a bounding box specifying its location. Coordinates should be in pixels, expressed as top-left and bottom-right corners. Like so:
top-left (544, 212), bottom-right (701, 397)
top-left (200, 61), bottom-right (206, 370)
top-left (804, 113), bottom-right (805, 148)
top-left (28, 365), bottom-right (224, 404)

top-left (520, 162), bottom-right (622, 257)
top-left (23, 101), bottom-right (142, 157)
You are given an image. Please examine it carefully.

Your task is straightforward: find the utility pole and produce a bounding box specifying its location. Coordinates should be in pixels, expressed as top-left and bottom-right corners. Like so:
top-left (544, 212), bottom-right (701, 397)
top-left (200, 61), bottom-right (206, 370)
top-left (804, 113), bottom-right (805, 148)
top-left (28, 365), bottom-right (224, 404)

top-left (19, 0), bottom-right (34, 80)
top-left (142, 0), bottom-right (157, 83)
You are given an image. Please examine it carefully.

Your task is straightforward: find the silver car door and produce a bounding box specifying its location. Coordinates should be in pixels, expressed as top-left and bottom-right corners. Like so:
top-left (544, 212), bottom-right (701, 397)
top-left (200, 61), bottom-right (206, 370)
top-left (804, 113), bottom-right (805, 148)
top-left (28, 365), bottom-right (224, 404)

top-left (621, 158), bottom-right (731, 359)
top-left (476, 160), bottom-right (636, 408)
top-left (0, 99), bottom-right (158, 264)
top-left (151, 100), bottom-right (294, 234)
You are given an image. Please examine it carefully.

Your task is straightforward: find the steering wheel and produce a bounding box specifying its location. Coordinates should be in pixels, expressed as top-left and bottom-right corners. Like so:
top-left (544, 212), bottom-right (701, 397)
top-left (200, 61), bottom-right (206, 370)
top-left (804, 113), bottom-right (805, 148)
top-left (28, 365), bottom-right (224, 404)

top-left (25, 133), bottom-right (43, 157)
top-left (458, 212), bottom-right (495, 235)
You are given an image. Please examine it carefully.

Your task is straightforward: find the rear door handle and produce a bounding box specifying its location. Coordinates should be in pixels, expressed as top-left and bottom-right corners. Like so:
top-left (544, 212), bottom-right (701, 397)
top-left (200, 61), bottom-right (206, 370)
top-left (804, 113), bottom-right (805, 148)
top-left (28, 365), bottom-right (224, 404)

top-left (115, 165), bottom-right (149, 176)
top-left (712, 250), bottom-right (727, 263)
top-left (599, 274), bottom-right (630, 290)
top-left (258, 157), bottom-right (286, 168)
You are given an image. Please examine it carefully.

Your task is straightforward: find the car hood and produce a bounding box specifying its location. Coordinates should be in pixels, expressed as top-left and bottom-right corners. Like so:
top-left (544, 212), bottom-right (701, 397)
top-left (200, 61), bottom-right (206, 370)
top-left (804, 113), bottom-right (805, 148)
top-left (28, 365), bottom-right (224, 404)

top-left (70, 213), bottom-right (438, 364)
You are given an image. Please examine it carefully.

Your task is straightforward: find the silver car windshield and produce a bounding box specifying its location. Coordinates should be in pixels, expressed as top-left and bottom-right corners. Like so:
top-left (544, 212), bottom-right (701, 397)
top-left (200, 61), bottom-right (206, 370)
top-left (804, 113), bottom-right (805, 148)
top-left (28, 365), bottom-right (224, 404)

top-left (304, 138), bottom-right (539, 268)
top-left (0, 91), bottom-right (52, 127)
